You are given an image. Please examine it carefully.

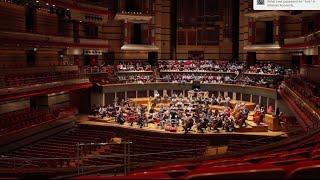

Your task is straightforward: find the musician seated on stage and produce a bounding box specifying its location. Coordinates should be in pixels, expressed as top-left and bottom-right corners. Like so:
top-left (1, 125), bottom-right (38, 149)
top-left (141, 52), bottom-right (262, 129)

top-left (109, 92), bottom-right (258, 134)
top-left (116, 112), bottom-right (125, 125)
top-left (91, 104), bottom-right (98, 115)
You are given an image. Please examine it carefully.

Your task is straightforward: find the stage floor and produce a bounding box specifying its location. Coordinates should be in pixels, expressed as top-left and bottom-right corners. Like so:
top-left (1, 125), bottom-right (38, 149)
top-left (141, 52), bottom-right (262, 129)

top-left (77, 115), bottom-right (285, 137)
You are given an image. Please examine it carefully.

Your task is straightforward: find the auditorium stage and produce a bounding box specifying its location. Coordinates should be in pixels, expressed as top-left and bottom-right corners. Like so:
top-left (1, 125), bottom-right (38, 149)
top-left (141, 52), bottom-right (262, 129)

top-left (77, 115), bottom-right (285, 137)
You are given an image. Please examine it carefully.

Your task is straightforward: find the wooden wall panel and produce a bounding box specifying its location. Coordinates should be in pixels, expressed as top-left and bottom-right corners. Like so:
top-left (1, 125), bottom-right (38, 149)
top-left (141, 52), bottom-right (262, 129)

top-left (36, 49), bottom-right (60, 66)
top-left (59, 20), bottom-right (73, 37)
top-left (36, 10), bottom-right (58, 35)
top-left (0, 2), bottom-right (26, 32)
top-left (0, 49), bottom-right (27, 67)
top-left (238, 0), bottom-right (291, 62)
top-left (0, 99), bottom-right (30, 114)
top-left (282, 17), bottom-right (302, 38)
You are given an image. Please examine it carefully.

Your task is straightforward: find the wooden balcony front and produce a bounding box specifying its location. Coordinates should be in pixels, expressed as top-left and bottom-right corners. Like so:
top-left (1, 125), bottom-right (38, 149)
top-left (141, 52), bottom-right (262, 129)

top-left (115, 12), bottom-right (153, 23)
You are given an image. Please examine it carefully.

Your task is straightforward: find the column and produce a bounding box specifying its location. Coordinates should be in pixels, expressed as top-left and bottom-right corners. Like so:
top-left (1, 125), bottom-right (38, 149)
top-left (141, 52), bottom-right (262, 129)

top-left (252, 19), bottom-right (256, 43)
top-left (149, 18), bottom-right (155, 45)
top-left (266, 98), bottom-right (269, 109)
top-left (124, 19), bottom-right (129, 44)
top-left (240, 93), bottom-right (243, 101)
top-left (147, 90), bottom-right (150, 97)
top-left (73, 20), bottom-right (80, 43)
top-left (136, 91), bottom-right (138, 98)
top-left (74, 55), bottom-right (80, 66)
top-left (259, 96), bottom-right (261, 105)
top-left (114, 92), bottom-right (117, 106)
top-left (274, 17), bottom-right (280, 44)
top-left (102, 93), bottom-right (105, 106)
top-left (125, 91), bottom-right (128, 100)
top-left (248, 17), bottom-right (255, 44)
top-left (250, 94), bottom-right (253, 102)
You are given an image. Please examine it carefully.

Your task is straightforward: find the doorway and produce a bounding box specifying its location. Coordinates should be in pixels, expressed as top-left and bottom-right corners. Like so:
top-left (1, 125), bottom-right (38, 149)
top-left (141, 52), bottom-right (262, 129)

top-left (247, 52), bottom-right (256, 66)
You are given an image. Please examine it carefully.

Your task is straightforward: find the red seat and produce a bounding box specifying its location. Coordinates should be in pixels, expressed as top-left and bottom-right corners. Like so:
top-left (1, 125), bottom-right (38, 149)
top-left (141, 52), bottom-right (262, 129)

top-left (284, 160), bottom-right (320, 179)
top-left (182, 164), bottom-right (286, 180)
top-left (74, 172), bottom-right (172, 179)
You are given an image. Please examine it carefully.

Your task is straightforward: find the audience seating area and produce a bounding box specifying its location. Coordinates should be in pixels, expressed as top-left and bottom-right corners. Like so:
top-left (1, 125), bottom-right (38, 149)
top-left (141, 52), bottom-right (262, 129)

top-left (81, 131), bottom-right (208, 169)
top-left (0, 108), bottom-right (56, 136)
top-left (82, 66), bottom-right (114, 75)
top-left (280, 85), bottom-right (320, 131)
top-left (159, 73), bottom-right (236, 83)
top-left (51, 105), bottom-right (79, 119)
top-left (116, 62), bottom-right (152, 72)
top-left (0, 70), bottom-right (80, 88)
top-left (238, 74), bottom-right (283, 88)
top-left (117, 74), bottom-right (155, 83)
top-left (6, 61), bottom-right (284, 89)
top-left (78, 130), bottom-right (320, 179)
top-left (0, 127), bottom-right (115, 169)
top-left (0, 126), bottom-right (208, 173)
top-left (285, 76), bottom-right (320, 109)
top-left (158, 60), bottom-right (245, 73)
top-left (245, 63), bottom-right (286, 75)
top-left (86, 61), bottom-right (289, 89)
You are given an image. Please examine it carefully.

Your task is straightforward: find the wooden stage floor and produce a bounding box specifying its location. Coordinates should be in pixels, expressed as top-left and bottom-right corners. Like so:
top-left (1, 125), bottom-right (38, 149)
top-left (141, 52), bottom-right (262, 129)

top-left (77, 115), bottom-right (285, 137)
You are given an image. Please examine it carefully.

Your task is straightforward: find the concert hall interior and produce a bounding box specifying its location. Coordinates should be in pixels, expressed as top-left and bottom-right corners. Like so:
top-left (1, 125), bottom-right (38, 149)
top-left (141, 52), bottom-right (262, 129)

top-left (0, 0), bottom-right (320, 179)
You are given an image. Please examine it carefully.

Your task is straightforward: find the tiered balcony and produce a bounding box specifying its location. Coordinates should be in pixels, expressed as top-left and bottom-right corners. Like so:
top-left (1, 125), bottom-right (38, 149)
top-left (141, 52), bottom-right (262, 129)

top-left (40, 0), bottom-right (112, 18)
top-left (244, 10), bottom-right (291, 18)
top-left (115, 11), bottom-right (153, 23)
top-left (283, 30), bottom-right (320, 49)
top-left (0, 66), bottom-right (92, 102)
top-left (0, 30), bottom-right (109, 49)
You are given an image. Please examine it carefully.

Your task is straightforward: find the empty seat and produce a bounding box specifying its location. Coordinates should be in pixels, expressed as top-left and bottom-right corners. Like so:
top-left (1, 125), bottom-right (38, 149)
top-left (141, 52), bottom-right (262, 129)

top-left (182, 164), bottom-right (286, 180)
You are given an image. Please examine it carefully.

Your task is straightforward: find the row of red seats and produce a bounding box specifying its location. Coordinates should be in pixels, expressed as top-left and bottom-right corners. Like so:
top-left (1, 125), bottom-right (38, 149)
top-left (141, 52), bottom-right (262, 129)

top-left (0, 109), bottom-right (55, 136)
top-left (285, 76), bottom-right (320, 109)
top-left (78, 132), bottom-right (320, 179)
top-left (0, 71), bottom-right (80, 88)
top-left (1, 127), bottom-right (116, 168)
top-left (51, 105), bottom-right (78, 118)
top-left (81, 131), bottom-right (209, 168)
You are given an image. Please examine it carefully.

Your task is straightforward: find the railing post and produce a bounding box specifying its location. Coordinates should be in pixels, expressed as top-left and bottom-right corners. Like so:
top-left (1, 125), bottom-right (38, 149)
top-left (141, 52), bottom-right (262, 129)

top-left (81, 145), bottom-right (84, 174)
top-left (124, 142), bottom-right (127, 176)
top-left (128, 142), bottom-right (131, 174)
top-left (77, 143), bottom-right (80, 175)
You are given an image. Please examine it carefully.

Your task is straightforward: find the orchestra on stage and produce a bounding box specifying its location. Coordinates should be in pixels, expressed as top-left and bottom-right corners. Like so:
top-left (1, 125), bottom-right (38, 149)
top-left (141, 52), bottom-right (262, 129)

top-left (89, 89), bottom-right (278, 133)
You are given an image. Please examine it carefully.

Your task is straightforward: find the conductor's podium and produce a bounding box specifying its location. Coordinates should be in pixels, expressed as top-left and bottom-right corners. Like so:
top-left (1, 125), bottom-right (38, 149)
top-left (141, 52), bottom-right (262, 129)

top-left (235, 121), bottom-right (268, 132)
top-left (264, 114), bottom-right (281, 131)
